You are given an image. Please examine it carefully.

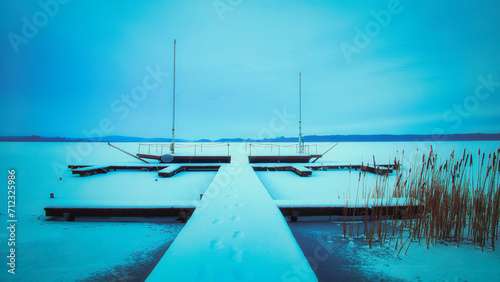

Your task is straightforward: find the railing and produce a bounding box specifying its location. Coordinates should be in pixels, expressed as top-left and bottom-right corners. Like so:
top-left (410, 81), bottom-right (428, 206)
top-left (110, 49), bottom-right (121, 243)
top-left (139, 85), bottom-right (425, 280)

top-left (246, 143), bottom-right (318, 156)
top-left (138, 142), bottom-right (323, 157)
top-left (138, 143), bottom-right (231, 156)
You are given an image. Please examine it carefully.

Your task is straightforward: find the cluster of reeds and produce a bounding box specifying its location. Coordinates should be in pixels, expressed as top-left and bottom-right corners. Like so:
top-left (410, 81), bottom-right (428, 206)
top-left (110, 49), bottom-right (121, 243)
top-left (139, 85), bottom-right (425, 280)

top-left (398, 146), bottom-right (500, 252)
top-left (341, 162), bottom-right (394, 250)
top-left (341, 145), bottom-right (500, 254)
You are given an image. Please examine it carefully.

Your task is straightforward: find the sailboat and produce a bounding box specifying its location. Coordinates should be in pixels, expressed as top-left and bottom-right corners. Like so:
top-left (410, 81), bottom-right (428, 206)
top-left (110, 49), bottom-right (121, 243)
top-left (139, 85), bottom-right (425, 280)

top-left (134, 40), bottom-right (332, 164)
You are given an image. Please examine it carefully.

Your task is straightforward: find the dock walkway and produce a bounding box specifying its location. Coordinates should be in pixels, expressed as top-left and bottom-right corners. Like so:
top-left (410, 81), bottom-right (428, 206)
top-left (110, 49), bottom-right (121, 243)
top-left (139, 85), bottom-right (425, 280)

top-left (146, 150), bottom-right (317, 281)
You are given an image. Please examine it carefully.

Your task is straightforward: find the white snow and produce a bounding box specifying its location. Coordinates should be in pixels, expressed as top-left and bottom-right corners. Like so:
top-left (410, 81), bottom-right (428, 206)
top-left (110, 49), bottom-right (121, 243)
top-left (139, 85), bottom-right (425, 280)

top-left (0, 141), bottom-right (499, 281)
top-left (0, 212), bottom-right (184, 281)
top-left (257, 169), bottom-right (397, 203)
top-left (0, 142), bottom-right (213, 281)
top-left (147, 146), bottom-right (317, 281)
top-left (275, 198), bottom-right (408, 209)
top-left (293, 221), bottom-right (500, 281)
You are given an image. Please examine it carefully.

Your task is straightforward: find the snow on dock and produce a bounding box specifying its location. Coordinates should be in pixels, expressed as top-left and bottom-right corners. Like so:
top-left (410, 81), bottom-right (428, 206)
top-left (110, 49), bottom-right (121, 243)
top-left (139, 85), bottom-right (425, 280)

top-left (248, 154), bottom-right (322, 163)
top-left (252, 163), bottom-right (399, 176)
top-left (146, 151), bottom-right (317, 281)
top-left (44, 201), bottom-right (197, 221)
top-left (276, 198), bottom-right (420, 219)
top-left (158, 165), bottom-right (183, 177)
top-left (137, 153), bottom-right (231, 163)
top-left (71, 165), bottom-right (111, 176)
top-left (290, 165), bottom-right (313, 176)
top-left (69, 163), bottom-right (222, 177)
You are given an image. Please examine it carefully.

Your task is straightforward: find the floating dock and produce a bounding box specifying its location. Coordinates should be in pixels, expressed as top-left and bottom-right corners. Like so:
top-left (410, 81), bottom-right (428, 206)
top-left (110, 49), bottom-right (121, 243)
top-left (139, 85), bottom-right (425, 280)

top-left (44, 200), bottom-right (419, 222)
top-left (45, 149), bottom-right (407, 280)
top-left (137, 154), bottom-right (231, 163)
top-left (69, 164), bottom-right (222, 177)
top-left (146, 152), bottom-right (317, 281)
top-left (68, 162), bottom-right (398, 177)
top-left (248, 154), bottom-right (322, 163)
top-left (252, 163), bottom-right (399, 175)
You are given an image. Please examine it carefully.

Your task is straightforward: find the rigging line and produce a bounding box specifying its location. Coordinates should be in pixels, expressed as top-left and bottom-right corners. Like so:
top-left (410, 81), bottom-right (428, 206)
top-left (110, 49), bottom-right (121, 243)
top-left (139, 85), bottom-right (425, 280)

top-left (183, 78), bottom-right (295, 103)
top-left (303, 89), bottom-right (325, 136)
top-left (142, 87), bottom-right (187, 138)
top-left (148, 87), bottom-right (187, 113)
top-left (185, 86), bottom-right (233, 102)
top-left (144, 70), bottom-right (165, 139)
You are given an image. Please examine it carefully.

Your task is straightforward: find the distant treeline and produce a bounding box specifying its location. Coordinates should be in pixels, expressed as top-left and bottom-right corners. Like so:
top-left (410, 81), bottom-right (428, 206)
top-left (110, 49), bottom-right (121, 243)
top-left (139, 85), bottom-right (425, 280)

top-left (1, 133), bottom-right (500, 142)
top-left (0, 135), bottom-right (179, 142)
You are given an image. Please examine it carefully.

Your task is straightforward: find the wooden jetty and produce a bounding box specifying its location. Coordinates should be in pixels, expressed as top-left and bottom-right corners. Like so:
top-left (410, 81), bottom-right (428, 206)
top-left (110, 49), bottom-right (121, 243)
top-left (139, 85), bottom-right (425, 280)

top-left (275, 199), bottom-right (421, 220)
top-left (52, 157), bottom-right (408, 221)
top-left (44, 207), bottom-right (196, 221)
top-left (69, 164), bottom-right (222, 177)
top-left (251, 163), bottom-right (399, 176)
top-left (158, 165), bottom-right (182, 177)
top-left (45, 200), bottom-right (420, 222)
top-left (248, 154), bottom-right (322, 163)
top-left (44, 201), bottom-right (197, 222)
top-left (47, 147), bottom-right (408, 280)
top-left (71, 165), bottom-right (111, 177)
top-left (69, 162), bottom-right (398, 177)
top-left (290, 165), bottom-right (312, 176)
top-left (146, 152), bottom-right (317, 281)
top-left (137, 153), bottom-right (231, 163)
top-left (136, 153), bottom-right (329, 164)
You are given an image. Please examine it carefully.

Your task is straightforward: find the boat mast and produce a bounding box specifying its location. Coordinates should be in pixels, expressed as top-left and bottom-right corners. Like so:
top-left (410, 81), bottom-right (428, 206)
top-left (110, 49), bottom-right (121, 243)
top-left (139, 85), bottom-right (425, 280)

top-left (171, 39), bottom-right (176, 154)
top-left (298, 72), bottom-right (303, 154)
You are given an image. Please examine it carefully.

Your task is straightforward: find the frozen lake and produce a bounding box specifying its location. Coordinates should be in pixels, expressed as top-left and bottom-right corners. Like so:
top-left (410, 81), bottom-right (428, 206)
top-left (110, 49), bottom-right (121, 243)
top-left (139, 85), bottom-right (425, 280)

top-left (0, 141), bottom-right (499, 281)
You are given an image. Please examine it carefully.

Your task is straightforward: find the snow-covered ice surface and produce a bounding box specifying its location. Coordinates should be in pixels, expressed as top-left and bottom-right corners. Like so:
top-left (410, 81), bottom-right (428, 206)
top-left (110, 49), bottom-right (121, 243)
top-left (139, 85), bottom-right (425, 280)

top-left (0, 216), bottom-right (183, 281)
top-left (147, 147), bottom-right (316, 281)
top-left (0, 142), bottom-right (213, 281)
top-left (258, 170), bottom-right (394, 202)
top-left (290, 221), bottom-right (500, 282)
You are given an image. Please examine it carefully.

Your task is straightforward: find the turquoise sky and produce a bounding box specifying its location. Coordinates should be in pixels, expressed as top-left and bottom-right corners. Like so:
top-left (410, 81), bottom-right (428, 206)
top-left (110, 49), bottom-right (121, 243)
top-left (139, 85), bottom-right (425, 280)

top-left (1, 0), bottom-right (500, 140)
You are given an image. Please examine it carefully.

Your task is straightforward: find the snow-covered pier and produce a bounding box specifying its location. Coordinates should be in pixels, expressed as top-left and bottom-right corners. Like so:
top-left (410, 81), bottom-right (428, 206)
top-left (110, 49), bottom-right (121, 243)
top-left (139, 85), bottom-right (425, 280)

top-left (68, 162), bottom-right (398, 177)
top-left (252, 163), bottom-right (399, 175)
top-left (146, 151), bottom-right (317, 281)
top-left (46, 159), bottom-right (403, 220)
top-left (69, 163), bottom-right (222, 177)
top-left (43, 147), bottom-right (414, 280)
top-left (137, 153), bottom-right (232, 163)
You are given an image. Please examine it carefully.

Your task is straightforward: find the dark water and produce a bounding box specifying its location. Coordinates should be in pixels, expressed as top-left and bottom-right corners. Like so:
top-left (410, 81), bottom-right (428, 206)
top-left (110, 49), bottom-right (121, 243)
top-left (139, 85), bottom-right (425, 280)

top-left (80, 239), bottom-right (173, 282)
top-left (288, 221), bottom-right (403, 282)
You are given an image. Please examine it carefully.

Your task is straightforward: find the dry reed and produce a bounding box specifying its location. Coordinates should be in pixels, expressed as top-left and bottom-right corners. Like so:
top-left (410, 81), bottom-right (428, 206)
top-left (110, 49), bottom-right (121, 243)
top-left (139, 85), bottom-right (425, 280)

top-left (341, 145), bottom-right (500, 254)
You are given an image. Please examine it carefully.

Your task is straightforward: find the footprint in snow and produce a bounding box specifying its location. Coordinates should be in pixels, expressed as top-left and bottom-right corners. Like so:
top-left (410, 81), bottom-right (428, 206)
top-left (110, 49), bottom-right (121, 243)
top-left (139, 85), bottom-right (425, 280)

top-left (212, 218), bottom-right (224, 225)
top-left (232, 231), bottom-right (244, 239)
top-left (210, 239), bottom-right (224, 250)
top-left (228, 247), bottom-right (244, 262)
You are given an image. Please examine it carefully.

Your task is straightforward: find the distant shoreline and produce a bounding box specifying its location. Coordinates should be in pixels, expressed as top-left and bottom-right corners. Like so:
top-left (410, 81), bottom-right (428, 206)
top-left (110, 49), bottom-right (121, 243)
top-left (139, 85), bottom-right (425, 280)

top-left (1, 133), bottom-right (500, 143)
